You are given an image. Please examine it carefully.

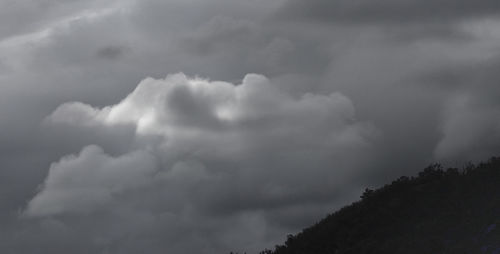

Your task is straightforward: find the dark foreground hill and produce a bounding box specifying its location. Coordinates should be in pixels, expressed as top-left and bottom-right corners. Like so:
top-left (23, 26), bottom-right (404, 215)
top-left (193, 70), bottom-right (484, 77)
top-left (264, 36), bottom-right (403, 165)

top-left (256, 157), bottom-right (500, 254)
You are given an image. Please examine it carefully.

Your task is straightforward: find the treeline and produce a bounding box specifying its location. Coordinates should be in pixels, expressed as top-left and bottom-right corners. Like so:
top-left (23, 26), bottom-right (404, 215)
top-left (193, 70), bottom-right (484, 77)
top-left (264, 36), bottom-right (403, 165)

top-left (236, 157), bottom-right (500, 254)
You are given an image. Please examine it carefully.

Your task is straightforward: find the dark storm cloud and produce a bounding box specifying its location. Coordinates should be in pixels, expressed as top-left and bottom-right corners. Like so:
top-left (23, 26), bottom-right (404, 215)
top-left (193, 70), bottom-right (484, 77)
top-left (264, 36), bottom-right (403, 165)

top-left (96, 45), bottom-right (127, 60)
top-left (417, 56), bottom-right (500, 161)
top-left (279, 0), bottom-right (500, 24)
top-left (420, 57), bottom-right (500, 98)
top-left (2, 0), bottom-right (500, 253)
top-left (276, 0), bottom-right (500, 42)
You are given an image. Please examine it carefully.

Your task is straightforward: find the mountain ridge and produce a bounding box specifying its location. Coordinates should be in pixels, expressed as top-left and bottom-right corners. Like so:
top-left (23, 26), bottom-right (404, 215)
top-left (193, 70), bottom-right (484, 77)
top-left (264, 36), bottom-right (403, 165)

top-left (245, 157), bottom-right (500, 254)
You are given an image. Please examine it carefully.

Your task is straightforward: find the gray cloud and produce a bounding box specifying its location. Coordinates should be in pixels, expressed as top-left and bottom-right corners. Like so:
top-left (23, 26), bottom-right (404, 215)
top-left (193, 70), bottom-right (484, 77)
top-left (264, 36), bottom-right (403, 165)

top-left (96, 45), bottom-right (127, 60)
top-left (25, 145), bottom-right (158, 217)
top-left (276, 0), bottom-right (500, 43)
top-left (435, 93), bottom-right (500, 161)
top-left (278, 0), bottom-right (500, 24)
top-left (420, 57), bottom-right (500, 161)
top-left (1, 0), bottom-right (500, 253)
top-left (21, 73), bottom-right (377, 253)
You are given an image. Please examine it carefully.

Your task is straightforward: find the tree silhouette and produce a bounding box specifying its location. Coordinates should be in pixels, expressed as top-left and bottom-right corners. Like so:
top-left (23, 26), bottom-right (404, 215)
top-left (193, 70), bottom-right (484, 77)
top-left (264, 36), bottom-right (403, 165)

top-left (245, 157), bottom-right (500, 254)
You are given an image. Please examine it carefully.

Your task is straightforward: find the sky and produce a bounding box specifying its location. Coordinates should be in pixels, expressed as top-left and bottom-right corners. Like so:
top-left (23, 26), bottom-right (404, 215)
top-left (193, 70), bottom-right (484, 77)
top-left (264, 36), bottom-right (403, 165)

top-left (1, 0), bottom-right (500, 253)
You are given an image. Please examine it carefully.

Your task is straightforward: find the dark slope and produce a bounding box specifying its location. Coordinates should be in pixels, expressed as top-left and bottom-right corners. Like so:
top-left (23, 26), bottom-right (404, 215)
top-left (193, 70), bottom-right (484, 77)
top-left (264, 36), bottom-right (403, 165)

top-left (259, 158), bottom-right (500, 254)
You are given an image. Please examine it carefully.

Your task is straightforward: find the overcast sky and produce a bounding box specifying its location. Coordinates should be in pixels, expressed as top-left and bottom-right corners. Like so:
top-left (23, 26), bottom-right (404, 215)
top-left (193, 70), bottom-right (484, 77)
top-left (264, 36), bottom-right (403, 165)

top-left (1, 0), bottom-right (500, 253)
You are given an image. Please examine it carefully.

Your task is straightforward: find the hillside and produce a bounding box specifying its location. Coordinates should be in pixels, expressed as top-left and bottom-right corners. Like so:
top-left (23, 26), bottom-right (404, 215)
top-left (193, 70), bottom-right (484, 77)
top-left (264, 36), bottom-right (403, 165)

top-left (257, 157), bottom-right (500, 254)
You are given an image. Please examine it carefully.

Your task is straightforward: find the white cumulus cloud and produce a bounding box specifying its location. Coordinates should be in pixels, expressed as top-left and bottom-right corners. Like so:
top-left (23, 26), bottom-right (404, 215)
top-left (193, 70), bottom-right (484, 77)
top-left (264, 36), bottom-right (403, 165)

top-left (25, 145), bottom-right (157, 217)
top-left (25, 73), bottom-right (377, 253)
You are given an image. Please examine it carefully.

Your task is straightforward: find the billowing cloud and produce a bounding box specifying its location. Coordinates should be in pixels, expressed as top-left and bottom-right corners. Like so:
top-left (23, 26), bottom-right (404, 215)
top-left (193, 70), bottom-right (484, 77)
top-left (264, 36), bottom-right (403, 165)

top-left (2, 0), bottom-right (500, 253)
top-left (25, 145), bottom-right (157, 217)
top-left (47, 73), bottom-right (374, 152)
top-left (23, 73), bottom-right (377, 253)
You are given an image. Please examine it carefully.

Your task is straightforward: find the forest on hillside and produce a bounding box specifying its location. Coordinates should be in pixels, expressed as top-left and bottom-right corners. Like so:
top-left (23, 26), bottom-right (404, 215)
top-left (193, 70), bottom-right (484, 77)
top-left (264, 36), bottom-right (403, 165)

top-left (235, 157), bottom-right (500, 254)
